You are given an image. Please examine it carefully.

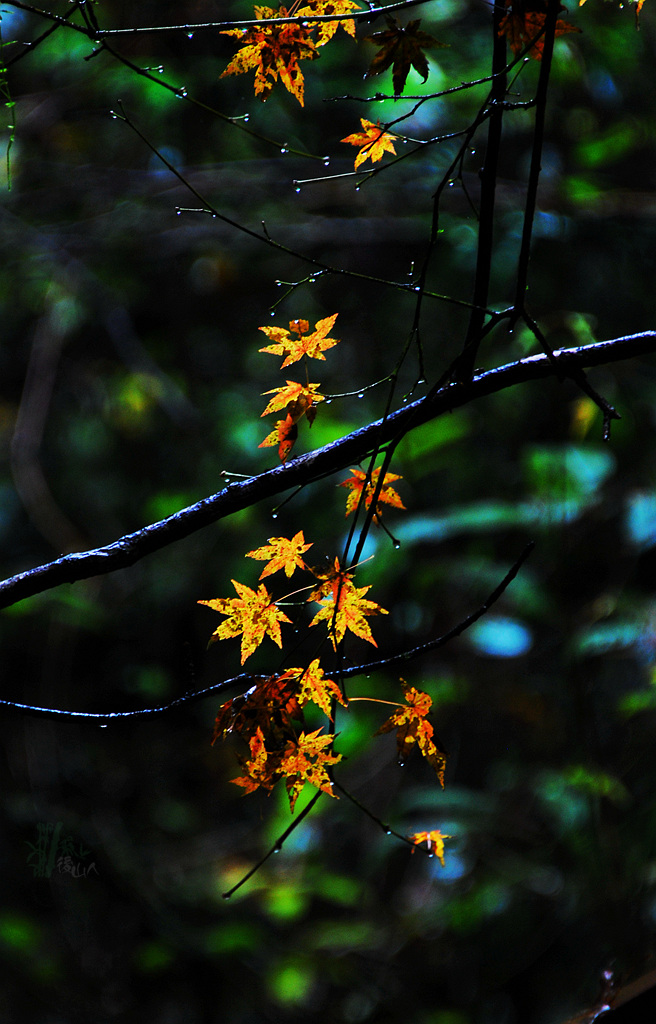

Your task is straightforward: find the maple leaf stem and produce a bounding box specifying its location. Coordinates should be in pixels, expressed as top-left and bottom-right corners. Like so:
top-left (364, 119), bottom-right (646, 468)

top-left (347, 697), bottom-right (404, 707)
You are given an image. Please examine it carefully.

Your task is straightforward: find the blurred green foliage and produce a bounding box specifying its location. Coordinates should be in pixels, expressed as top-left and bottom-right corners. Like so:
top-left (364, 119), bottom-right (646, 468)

top-left (0, 1), bottom-right (655, 1022)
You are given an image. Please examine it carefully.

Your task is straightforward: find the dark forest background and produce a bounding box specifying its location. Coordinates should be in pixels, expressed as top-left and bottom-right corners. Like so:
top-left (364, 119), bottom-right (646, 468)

top-left (1, 1), bottom-right (656, 1022)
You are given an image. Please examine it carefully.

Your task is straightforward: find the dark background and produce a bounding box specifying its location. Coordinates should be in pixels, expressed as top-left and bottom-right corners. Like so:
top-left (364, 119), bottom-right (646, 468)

top-left (1, 1), bottom-right (656, 1022)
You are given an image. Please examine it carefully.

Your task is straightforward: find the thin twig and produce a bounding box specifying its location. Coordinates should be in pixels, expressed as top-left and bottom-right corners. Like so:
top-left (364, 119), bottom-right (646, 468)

top-left (221, 791), bottom-right (322, 899)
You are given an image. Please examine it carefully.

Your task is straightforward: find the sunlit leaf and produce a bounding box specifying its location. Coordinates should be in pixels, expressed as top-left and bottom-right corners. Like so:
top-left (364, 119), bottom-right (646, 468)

top-left (341, 119), bottom-right (398, 170)
top-left (246, 530), bottom-right (313, 579)
top-left (260, 380), bottom-right (324, 420)
top-left (279, 728), bottom-right (342, 811)
top-left (259, 315), bottom-right (340, 368)
top-left (408, 829), bottom-right (450, 864)
top-left (290, 658), bottom-right (348, 717)
top-left (297, 0), bottom-right (362, 46)
top-left (375, 681), bottom-right (446, 785)
top-left (309, 576), bottom-right (388, 648)
top-left (340, 467), bottom-right (405, 519)
top-left (258, 412), bottom-right (298, 462)
top-left (220, 6), bottom-right (319, 105)
top-left (199, 580), bottom-right (291, 664)
top-left (231, 726), bottom-right (278, 794)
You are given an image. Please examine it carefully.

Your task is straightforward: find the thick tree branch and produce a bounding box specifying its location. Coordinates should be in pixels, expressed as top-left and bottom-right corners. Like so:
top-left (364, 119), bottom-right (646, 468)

top-left (1, 333), bottom-right (654, 610)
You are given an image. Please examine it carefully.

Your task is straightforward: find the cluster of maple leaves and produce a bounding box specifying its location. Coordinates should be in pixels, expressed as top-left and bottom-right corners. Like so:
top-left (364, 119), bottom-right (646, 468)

top-left (203, 0), bottom-right (594, 865)
top-left (217, 0), bottom-right (588, 182)
top-left (220, 1), bottom-right (584, 114)
top-left (199, 314), bottom-right (446, 858)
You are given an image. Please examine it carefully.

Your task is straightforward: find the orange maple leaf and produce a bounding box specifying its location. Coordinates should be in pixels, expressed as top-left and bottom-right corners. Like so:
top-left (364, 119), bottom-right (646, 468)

top-left (297, 0), bottom-right (362, 46)
top-left (199, 580), bottom-right (291, 664)
top-left (279, 728), bottom-right (342, 811)
top-left (231, 726), bottom-right (278, 795)
top-left (407, 829), bottom-right (450, 865)
top-left (259, 314), bottom-right (340, 368)
top-left (340, 467), bottom-right (405, 519)
top-left (374, 681), bottom-right (447, 785)
top-left (309, 578), bottom-right (388, 648)
top-left (341, 119), bottom-right (398, 171)
top-left (246, 530), bottom-right (313, 579)
top-left (308, 555), bottom-right (355, 604)
top-left (276, 658), bottom-right (347, 718)
top-left (364, 16), bottom-right (448, 95)
top-left (220, 6), bottom-right (318, 106)
top-left (260, 380), bottom-right (324, 421)
top-left (498, 0), bottom-right (581, 59)
top-left (258, 411), bottom-right (298, 462)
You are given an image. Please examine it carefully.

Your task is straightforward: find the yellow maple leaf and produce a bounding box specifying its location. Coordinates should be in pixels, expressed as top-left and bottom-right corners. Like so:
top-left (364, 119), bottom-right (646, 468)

top-left (276, 658), bottom-right (347, 717)
top-left (340, 467), bottom-right (405, 519)
top-left (309, 579), bottom-right (388, 648)
top-left (220, 6), bottom-right (318, 106)
top-left (199, 580), bottom-right (291, 664)
top-left (246, 530), bottom-right (313, 579)
top-left (279, 728), bottom-right (342, 811)
top-left (260, 380), bottom-right (324, 420)
top-left (341, 119), bottom-right (398, 170)
top-left (407, 829), bottom-right (450, 865)
top-left (297, 0), bottom-right (362, 46)
top-left (259, 314), bottom-right (340, 368)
